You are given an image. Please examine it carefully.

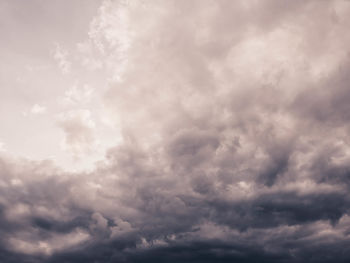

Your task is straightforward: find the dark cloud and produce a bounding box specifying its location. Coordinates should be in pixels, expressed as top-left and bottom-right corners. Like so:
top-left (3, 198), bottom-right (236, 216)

top-left (2, 0), bottom-right (350, 262)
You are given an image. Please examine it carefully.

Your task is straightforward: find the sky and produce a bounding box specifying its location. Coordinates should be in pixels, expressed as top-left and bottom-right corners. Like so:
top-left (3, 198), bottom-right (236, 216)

top-left (1, 0), bottom-right (350, 262)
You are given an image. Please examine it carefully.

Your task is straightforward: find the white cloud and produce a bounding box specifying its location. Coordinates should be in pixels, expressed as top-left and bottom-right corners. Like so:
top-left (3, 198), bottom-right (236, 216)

top-left (30, 104), bottom-right (46, 114)
top-left (0, 141), bottom-right (5, 152)
top-left (9, 228), bottom-right (90, 256)
top-left (86, 0), bottom-right (131, 81)
top-left (62, 84), bottom-right (94, 105)
top-left (53, 43), bottom-right (71, 75)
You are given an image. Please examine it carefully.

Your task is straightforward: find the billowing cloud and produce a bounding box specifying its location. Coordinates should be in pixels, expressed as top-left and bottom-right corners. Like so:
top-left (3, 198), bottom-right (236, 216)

top-left (2, 0), bottom-right (350, 262)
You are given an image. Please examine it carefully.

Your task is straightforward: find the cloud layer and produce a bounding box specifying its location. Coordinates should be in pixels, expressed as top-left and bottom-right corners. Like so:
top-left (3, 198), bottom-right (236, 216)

top-left (2, 0), bottom-right (350, 262)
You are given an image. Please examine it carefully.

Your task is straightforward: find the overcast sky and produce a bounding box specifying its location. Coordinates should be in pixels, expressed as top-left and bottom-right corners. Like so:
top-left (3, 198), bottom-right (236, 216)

top-left (1, 0), bottom-right (350, 262)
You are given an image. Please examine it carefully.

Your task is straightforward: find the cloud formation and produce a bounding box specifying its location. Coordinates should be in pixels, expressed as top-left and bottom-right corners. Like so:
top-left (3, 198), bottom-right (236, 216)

top-left (2, 0), bottom-right (350, 262)
top-left (57, 109), bottom-right (97, 157)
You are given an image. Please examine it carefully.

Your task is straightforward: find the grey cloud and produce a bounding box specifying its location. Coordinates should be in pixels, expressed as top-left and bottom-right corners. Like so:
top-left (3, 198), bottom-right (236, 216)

top-left (293, 57), bottom-right (350, 126)
top-left (57, 109), bottom-right (97, 156)
top-left (2, 0), bottom-right (350, 262)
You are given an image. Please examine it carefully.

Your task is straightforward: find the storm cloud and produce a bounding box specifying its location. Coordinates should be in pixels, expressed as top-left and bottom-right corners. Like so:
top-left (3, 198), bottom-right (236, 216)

top-left (1, 0), bottom-right (350, 262)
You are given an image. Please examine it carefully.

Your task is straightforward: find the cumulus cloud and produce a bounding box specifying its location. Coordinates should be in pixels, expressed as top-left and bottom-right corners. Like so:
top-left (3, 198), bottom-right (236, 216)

top-left (2, 0), bottom-right (350, 262)
top-left (57, 109), bottom-right (97, 157)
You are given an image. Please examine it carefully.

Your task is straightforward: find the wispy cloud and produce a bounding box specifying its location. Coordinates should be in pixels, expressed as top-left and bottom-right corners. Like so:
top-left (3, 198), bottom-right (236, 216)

top-left (53, 43), bottom-right (71, 75)
top-left (30, 104), bottom-right (46, 114)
